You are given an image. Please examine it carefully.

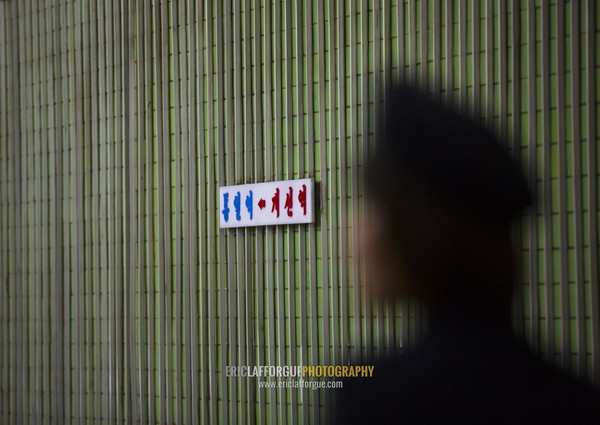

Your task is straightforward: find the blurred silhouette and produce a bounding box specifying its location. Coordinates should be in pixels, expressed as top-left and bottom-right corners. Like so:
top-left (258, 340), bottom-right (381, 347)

top-left (333, 86), bottom-right (600, 424)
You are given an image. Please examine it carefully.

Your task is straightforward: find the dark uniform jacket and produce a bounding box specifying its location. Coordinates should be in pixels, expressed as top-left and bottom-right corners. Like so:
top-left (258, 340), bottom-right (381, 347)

top-left (334, 311), bottom-right (600, 424)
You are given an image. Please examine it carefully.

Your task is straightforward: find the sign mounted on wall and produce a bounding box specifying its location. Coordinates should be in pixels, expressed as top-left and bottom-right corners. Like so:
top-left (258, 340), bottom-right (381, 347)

top-left (219, 178), bottom-right (314, 228)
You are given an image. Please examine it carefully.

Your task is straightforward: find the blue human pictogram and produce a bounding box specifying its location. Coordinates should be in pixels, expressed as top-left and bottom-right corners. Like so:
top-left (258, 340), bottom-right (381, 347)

top-left (222, 192), bottom-right (230, 222)
top-left (245, 190), bottom-right (254, 220)
top-left (234, 191), bottom-right (242, 221)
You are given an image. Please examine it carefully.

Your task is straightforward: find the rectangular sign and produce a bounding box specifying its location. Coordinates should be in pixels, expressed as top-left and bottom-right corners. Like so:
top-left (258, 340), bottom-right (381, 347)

top-left (219, 178), bottom-right (314, 228)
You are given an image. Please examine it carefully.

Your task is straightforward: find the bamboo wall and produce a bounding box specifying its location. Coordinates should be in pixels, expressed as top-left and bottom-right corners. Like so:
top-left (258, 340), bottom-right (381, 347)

top-left (0, 1), bottom-right (599, 424)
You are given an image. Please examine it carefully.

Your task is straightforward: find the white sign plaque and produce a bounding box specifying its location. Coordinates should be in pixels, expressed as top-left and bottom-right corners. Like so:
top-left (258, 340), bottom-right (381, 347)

top-left (219, 178), bottom-right (314, 228)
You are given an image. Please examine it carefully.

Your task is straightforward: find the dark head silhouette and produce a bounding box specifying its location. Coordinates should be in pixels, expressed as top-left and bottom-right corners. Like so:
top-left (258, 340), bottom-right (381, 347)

top-left (334, 85), bottom-right (600, 425)
top-left (363, 85), bottom-right (531, 317)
